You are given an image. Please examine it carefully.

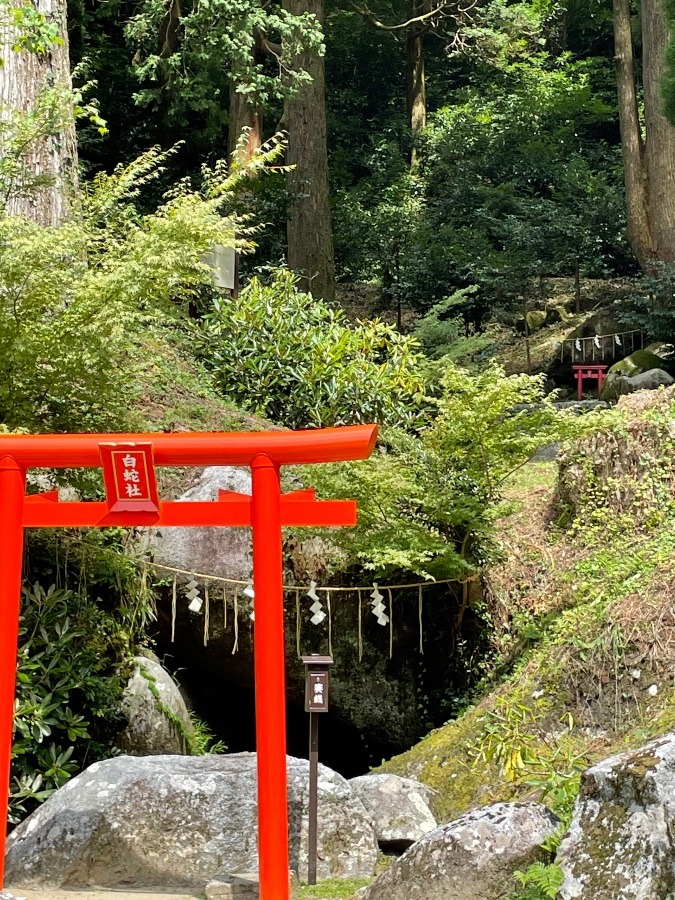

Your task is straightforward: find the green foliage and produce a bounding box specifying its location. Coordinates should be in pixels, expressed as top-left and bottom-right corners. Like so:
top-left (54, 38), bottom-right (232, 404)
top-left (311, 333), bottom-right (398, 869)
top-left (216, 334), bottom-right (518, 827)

top-left (616, 262), bottom-right (675, 342)
top-left (307, 363), bottom-right (572, 579)
top-left (411, 57), bottom-right (627, 321)
top-left (11, 576), bottom-right (150, 823)
top-left (0, 0), bottom-right (62, 61)
top-left (196, 267), bottom-right (426, 429)
top-left (413, 289), bottom-right (477, 359)
top-left (0, 143), bottom-right (250, 433)
top-left (471, 695), bottom-right (586, 820)
top-left (126, 0), bottom-right (323, 133)
top-left (428, 362), bottom-right (574, 503)
top-left (512, 861), bottom-right (564, 900)
top-left (292, 878), bottom-right (372, 899)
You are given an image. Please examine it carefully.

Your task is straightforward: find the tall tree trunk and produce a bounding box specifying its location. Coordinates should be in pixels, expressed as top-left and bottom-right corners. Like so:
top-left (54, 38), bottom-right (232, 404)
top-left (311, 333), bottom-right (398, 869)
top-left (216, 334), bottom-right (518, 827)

top-left (0, 0), bottom-right (78, 224)
top-left (282, 0), bottom-right (336, 302)
top-left (228, 35), bottom-right (265, 166)
top-left (642, 0), bottom-right (675, 262)
top-left (228, 84), bottom-right (264, 166)
top-left (613, 0), bottom-right (675, 268)
top-left (407, 1), bottom-right (427, 165)
top-left (613, 0), bottom-right (653, 268)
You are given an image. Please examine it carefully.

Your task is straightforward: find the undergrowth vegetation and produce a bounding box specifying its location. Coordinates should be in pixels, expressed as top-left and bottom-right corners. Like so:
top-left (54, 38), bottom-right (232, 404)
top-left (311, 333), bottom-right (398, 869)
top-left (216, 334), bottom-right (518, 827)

top-left (10, 532), bottom-right (152, 823)
top-left (378, 386), bottom-right (675, 896)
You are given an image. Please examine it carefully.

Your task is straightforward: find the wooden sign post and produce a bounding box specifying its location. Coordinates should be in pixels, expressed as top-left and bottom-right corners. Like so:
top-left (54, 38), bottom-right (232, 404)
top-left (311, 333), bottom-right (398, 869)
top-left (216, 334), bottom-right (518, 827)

top-left (0, 426), bottom-right (377, 900)
top-left (302, 654), bottom-right (333, 885)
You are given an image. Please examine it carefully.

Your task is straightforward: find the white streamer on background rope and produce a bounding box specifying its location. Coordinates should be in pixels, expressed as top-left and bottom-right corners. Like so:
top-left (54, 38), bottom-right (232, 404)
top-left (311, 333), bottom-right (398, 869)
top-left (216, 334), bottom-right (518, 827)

top-left (203, 583), bottom-right (210, 647)
top-left (388, 588), bottom-right (394, 658)
top-left (370, 583), bottom-right (389, 626)
top-left (232, 588), bottom-right (239, 655)
top-left (296, 589), bottom-right (301, 659)
top-left (357, 589), bottom-right (363, 662)
top-left (186, 577), bottom-right (202, 613)
top-left (171, 575), bottom-right (177, 643)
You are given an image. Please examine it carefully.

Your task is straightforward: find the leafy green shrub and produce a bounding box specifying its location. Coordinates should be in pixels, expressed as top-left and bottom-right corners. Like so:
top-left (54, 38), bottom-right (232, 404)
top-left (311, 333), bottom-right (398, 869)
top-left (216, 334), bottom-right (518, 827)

top-left (11, 582), bottom-right (140, 822)
top-left (196, 267), bottom-right (426, 429)
top-left (512, 861), bottom-right (564, 899)
top-left (0, 146), bottom-right (245, 434)
top-left (306, 363), bottom-right (572, 580)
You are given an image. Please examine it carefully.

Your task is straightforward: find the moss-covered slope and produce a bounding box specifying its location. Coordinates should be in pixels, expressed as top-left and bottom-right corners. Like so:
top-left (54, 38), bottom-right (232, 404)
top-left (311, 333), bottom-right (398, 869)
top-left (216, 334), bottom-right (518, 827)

top-left (379, 387), bottom-right (675, 824)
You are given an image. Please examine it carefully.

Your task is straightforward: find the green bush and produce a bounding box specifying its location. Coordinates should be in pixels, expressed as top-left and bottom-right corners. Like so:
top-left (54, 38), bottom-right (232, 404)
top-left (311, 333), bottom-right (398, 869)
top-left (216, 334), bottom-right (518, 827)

top-left (0, 146), bottom-right (244, 434)
top-left (196, 267), bottom-right (427, 429)
top-left (306, 362), bottom-right (573, 580)
top-left (10, 528), bottom-right (154, 823)
top-left (11, 581), bottom-right (144, 822)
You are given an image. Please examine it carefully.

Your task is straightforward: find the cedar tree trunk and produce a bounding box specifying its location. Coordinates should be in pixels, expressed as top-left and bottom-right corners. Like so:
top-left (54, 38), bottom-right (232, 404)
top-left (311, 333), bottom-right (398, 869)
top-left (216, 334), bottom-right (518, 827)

top-left (228, 83), bottom-right (264, 165)
top-left (282, 0), bottom-right (336, 302)
top-left (407, 0), bottom-right (428, 165)
top-left (642, 0), bottom-right (675, 261)
top-left (0, 0), bottom-right (78, 224)
top-left (613, 0), bottom-right (675, 268)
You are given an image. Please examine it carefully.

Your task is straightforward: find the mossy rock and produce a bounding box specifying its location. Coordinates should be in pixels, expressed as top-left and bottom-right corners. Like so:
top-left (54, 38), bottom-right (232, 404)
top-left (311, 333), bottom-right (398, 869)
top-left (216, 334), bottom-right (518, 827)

top-left (526, 310), bottom-right (547, 333)
top-left (545, 303), bottom-right (571, 326)
top-left (608, 350), bottom-right (666, 377)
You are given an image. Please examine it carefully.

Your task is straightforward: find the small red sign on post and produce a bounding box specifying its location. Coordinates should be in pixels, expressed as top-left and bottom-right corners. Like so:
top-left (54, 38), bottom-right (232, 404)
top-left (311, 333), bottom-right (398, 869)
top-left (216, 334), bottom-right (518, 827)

top-left (99, 442), bottom-right (159, 513)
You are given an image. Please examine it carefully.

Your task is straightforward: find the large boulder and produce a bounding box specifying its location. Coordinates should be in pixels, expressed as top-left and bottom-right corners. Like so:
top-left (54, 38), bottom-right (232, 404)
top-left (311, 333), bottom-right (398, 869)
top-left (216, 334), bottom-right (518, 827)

top-left (147, 466), bottom-right (253, 579)
top-left (349, 773), bottom-right (437, 851)
top-left (600, 368), bottom-right (674, 402)
top-left (117, 656), bottom-right (193, 756)
top-left (516, 310), bottom-right (547, 334)
top-left (608, 349), bottom-right (667, 377)
top-left (5, 754), bottom-right (378, 890)
top-left (557, 733), bottom-right (675, 899)
top-left (356, 802), bottom-right (559, 900)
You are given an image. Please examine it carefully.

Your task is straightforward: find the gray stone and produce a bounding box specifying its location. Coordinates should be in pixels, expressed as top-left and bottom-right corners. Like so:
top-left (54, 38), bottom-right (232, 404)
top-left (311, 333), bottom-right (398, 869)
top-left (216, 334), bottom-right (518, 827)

top-left (205, 873), bottom-right (259, 900)
top-left (601, 368), bottom-right (674, 402)
top-left (5, 754), bottom-right (378, 890)
top-left (557, 732), bottom-right (675, 899)
top-left (146, 466), bottom-right (253, 579)
top-left (349, 774), bottom-right (437, 851)
top-left (358, 802), bottom-right (559, 900)
top-left (545, 302), bottom-right (571, 326)
top-left (117, 656), bottom-right (193, 756)
top-left (626, 368), bottom-right (674, 391)
top-left (608, 349), bottom-right (667, 377)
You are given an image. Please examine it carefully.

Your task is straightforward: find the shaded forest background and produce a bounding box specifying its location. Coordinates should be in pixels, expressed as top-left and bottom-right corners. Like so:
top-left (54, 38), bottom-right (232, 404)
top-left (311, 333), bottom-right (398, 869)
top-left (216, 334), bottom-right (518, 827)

top-left (8, 0), bottom-right (675, 834)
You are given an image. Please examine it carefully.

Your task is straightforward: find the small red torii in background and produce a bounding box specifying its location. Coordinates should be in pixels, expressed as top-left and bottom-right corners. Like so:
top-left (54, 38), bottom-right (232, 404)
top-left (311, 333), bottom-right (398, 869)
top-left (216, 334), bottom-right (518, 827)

top-left (0, 425), bottom-right (378, 900)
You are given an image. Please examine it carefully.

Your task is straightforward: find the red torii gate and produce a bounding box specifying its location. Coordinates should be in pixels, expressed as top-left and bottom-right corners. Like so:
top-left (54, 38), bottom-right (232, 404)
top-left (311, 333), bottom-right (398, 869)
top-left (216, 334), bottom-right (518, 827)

top-left (0, 425), bottom-right (377, 900)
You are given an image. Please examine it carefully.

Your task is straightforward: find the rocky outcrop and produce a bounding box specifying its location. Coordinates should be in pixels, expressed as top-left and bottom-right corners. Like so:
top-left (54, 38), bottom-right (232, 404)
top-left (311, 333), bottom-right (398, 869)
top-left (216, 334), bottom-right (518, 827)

top-left (350, 773), bottom-right (437, 851)
top-left (608, 349), bottom-right (668, 377)
top-left (356, 802), bottom-right (559, 900)
top-left (600, 368), bottom-right (674, 402)
top-left (557, 734), bottom-right (675, 899)
top-left (146, 463), bottom-right (485, 761)
top-left (5, 754), bottom-right (378, 890)
top-left (117, 656), bottom-right (193, 756)
top-left (147, 466), bottom-right (253, 579)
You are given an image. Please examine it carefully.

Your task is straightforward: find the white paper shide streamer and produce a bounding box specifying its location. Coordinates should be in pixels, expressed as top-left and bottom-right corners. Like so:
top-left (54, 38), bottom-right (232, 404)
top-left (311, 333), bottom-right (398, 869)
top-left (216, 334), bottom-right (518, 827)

top-left (186, 579), bottom-right (202, 613)
top-left (308, 580), bottom-right (326, 625)
top-left (243, 580), bottom-right (255, 621)
top-left (370, 583), bottom-right (389, 626)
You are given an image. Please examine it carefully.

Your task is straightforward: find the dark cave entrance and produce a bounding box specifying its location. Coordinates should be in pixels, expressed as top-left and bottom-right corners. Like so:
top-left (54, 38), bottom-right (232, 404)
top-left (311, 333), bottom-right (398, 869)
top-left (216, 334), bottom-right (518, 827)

top-left (157, 652), bottom-right (395, 778)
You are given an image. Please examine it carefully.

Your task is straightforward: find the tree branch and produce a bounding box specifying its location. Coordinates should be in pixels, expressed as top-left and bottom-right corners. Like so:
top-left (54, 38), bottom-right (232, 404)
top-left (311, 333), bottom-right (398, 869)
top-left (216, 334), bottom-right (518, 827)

top-left (352, 0), bottom-right (478, 33)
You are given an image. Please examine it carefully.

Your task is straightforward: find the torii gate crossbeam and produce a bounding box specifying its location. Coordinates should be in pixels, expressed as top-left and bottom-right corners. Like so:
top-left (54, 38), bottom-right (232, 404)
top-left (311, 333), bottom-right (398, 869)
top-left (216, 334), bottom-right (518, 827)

top-left (0, 425), bottom-right (377, 900)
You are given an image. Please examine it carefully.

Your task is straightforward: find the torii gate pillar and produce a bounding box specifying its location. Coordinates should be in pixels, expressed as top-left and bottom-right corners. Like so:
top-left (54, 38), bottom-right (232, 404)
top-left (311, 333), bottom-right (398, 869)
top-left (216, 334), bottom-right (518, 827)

top-left (0, 426), bottom-right (377, 900)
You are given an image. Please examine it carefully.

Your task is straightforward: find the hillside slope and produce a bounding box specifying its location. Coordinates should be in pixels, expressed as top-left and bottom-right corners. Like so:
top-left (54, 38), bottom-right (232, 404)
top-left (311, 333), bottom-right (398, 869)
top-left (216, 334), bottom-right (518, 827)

top-left (379, 387), bottom-right (675, 824)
